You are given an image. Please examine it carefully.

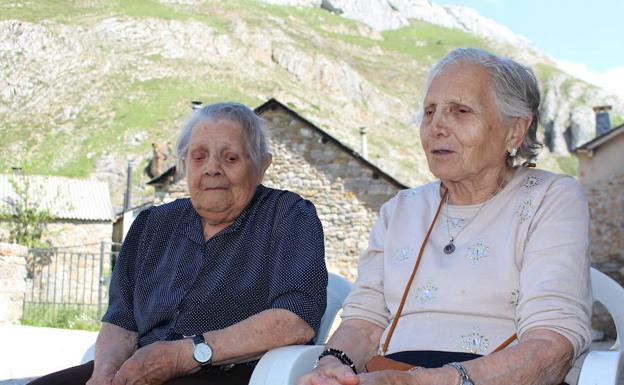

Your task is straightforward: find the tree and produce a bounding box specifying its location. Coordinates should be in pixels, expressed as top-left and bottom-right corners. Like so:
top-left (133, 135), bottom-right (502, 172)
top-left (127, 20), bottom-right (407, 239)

top-left (0, 174), bottom-right (53, 248)
top-left (0, 173), bottom-right (58, 277)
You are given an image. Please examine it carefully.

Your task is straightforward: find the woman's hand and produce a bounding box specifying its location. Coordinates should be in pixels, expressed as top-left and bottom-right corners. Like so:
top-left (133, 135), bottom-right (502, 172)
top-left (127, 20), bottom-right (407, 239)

top-left (111, 340), bottom-right (199, 385)
top-left (85, 372), bottom-right (115, 385)
top-left (297, 356), bottom-right (360, 385)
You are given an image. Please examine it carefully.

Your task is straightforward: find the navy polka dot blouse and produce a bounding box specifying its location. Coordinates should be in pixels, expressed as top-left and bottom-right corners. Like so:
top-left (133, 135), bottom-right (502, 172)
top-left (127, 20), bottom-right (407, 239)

top-left (103, 185), bottom-right (328, 347)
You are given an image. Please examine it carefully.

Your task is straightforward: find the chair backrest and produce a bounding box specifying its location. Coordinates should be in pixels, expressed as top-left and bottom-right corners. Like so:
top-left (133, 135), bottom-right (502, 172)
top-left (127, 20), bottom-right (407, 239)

top-left (590, 267), bottom-right (624, 351)
top-left (314, 272), bottom-right (352, 344)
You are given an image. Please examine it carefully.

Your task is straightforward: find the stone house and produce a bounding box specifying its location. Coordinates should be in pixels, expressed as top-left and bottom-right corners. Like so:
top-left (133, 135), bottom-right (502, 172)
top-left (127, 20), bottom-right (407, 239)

top-left (573, 121), bottom-right (624, 338)
top-left (0, 174), bottom-right (113, 252)
top-left (146, 98), bottom-right (408, 278)
top-left (573, 122), bottom-right (624, 279)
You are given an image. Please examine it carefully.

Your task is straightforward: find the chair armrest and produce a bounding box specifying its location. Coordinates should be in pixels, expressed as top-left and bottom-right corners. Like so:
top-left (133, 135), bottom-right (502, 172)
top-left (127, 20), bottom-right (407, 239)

top-left (248, 345), bottom-right (324, 385)
top-left (81, 343), bottom-right (95, 364)
top-left (577, 350), bottom-right (623, 385)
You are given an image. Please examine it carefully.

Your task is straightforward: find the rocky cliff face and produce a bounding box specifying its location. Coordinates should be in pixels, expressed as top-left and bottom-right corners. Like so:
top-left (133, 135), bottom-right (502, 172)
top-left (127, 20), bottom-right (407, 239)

top-left (1, 1), bottom-right (622, 207)
top-left (262, 0), bottom-right (624, 154)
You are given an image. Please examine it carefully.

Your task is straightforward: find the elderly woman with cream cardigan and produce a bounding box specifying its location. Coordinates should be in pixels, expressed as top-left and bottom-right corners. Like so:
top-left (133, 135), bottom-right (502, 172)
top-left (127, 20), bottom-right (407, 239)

top-left (299, 48), bottom-right (591, 385)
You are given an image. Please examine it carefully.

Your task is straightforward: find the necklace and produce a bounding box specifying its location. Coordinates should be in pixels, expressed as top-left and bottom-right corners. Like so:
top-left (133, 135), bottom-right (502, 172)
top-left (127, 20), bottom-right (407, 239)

top-left (442, 176), bottom-right (508, 255)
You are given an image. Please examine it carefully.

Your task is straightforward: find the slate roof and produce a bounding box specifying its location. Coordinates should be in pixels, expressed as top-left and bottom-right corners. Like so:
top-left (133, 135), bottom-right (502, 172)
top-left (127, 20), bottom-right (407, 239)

top-left (0, 174), bottom-right (113, 221)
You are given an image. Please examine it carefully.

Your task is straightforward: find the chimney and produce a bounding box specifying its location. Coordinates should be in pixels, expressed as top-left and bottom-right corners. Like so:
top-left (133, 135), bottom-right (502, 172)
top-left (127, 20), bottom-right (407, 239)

top-left (593, 105), bottom-right (612, 137)
top-left (359, 126), bottom-right (368, 158)
top-left (191, 100), bottom-right (203, 110)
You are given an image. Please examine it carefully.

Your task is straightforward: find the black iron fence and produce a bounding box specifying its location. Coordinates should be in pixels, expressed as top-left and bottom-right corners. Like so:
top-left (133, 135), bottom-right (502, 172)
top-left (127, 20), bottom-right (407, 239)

top-left (21, 241), bottom-right (121, 330)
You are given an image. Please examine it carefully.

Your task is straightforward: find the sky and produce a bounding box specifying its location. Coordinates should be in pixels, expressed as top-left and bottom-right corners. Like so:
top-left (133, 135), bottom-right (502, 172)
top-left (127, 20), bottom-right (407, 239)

top-left (440, 0), bottom-right (624, 96)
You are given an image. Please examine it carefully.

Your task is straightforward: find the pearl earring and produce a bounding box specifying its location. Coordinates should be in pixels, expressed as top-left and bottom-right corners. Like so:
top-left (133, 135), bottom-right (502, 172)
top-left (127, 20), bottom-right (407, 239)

top-left (510, 148), bottom-right (517, 157)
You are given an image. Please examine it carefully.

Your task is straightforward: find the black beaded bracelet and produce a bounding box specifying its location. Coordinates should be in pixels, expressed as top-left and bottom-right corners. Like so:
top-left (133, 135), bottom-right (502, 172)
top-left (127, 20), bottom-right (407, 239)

top-left (317, 348), bottom-right (357, 374)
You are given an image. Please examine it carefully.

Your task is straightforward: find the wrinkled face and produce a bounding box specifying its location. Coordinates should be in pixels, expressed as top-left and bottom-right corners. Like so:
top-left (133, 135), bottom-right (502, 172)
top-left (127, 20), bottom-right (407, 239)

top-left (186, 119), bottom-right (260, 224)
top-left (420, 63), bottom-right (512, 182)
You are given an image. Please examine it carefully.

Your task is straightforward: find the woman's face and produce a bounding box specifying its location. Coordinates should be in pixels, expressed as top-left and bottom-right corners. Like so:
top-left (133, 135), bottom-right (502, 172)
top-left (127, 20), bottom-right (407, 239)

top-left (186, 119), bottom-right (263, 225)
top-left (420, 63), bottom-right (512, 183)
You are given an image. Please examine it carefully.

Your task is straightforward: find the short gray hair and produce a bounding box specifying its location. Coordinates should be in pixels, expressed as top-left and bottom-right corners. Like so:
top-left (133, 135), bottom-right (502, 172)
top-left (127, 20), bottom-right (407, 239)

top-left (426, 48), bottom-right (543, 165)
top-left (175, 102), bottom-right (270, 175)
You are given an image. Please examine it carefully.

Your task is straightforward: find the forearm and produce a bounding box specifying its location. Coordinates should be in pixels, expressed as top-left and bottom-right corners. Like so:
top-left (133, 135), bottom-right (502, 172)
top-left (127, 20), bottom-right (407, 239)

top-left (323, 319), bottom-right (384, 371)
top-left (92, 322), bottom-right (138, 379)
top-left (204, 308), bottom-right (315, 365)
top-left (413, 329), bottom-right (574, 385)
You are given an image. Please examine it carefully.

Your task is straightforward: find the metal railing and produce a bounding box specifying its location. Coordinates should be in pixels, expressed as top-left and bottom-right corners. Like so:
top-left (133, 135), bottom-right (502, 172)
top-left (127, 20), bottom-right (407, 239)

top-left (21, 241), bottom-right (121, 330)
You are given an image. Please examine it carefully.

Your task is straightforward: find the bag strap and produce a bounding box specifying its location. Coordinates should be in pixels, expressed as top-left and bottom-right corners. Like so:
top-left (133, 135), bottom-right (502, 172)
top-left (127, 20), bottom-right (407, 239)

top-left (380, 188), bottom-right (518, 355)
top-left (381, 189), bottom-right (447, 354)
top-left (492, 333), bottom-right (517, 353)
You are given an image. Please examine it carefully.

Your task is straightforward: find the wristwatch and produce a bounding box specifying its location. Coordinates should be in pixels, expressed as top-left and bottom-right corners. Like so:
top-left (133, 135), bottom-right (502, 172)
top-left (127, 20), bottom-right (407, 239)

top-left (445, 362), bottom-right (475, 385)
top-left (191, 334), bottom-right (213, 367)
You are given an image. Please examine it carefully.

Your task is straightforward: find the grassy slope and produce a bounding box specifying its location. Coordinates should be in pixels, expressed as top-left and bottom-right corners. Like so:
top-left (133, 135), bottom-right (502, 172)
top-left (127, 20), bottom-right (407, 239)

top-left (1, 0), bottom-right (576, 183)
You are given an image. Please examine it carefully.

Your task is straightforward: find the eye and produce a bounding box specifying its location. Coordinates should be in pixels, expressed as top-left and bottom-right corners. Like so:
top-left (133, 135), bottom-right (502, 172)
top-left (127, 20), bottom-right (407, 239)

top-left (224, 153), bottom-right (239, 162)
top-left (453, 104), bottom-right (472, 114)
top-left (424, 106), bottom-right (435, 116)
top-left (189, 150), bottom-right (207, 161)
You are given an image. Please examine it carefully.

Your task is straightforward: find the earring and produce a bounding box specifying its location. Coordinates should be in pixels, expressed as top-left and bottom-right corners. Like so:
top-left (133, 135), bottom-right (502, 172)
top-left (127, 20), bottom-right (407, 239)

top-left (509, 148), bottom-right (517, 157)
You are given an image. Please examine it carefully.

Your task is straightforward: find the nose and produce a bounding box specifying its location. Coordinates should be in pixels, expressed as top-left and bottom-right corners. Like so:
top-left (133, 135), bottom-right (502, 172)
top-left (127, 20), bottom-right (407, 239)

top-left (430, 108), bottom-right (449, 136)
top-left (202, 155), bottom-right (223, 176)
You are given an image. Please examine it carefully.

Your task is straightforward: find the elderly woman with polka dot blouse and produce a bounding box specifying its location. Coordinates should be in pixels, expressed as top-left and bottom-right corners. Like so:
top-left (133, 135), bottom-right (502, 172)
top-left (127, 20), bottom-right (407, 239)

top-left (299, 48), bottom-right (591, 385)
top-left (31, 103), bottom-right (327, 385)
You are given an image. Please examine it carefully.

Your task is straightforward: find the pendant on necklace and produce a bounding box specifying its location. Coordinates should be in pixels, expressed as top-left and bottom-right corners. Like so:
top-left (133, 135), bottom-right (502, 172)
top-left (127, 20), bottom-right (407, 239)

top-left (443, 242), bottom-right (456, 254)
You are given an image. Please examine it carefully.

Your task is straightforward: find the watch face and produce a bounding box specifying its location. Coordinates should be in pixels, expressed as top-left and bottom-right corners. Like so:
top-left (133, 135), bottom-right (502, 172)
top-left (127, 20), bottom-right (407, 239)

top-left (193, 343), bottom-right (212, 363)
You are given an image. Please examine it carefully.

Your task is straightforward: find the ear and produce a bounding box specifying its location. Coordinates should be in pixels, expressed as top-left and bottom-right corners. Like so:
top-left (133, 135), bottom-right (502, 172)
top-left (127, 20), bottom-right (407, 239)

top-left (257, 154), bottom-right (273, 182)
top-left (507, 117), bottom-right (531, 152)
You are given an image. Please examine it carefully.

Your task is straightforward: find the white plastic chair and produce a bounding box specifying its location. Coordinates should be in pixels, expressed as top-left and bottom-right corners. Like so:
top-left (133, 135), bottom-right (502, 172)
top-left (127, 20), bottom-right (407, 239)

top-left (248, 268), bottom-right (624, 385)
top-left (248, 272), bottom-right (352, 385)
top-left (576, 268), bottom-right (624, 385)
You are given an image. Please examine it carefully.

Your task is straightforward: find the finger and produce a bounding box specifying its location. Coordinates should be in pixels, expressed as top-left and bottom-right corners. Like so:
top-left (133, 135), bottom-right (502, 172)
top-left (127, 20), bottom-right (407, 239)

top-left (111, 371), bottom-right (124, 385)
top-left (332, 368), bottom-right (359, 385)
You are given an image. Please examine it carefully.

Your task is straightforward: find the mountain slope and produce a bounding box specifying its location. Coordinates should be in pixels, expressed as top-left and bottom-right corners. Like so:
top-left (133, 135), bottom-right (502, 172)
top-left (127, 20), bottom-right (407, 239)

top-left (1, 0), bottom-right (622, 207)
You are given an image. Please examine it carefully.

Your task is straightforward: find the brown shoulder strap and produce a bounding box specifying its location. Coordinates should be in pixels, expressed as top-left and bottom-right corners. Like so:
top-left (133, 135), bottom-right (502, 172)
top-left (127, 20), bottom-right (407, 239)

top-left (381, 189), bottom-right (447, 354)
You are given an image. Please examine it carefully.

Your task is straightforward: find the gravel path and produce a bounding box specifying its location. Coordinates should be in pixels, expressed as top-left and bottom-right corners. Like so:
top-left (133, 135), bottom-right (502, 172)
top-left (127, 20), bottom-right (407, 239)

top-left (0, 324), bottom-right (98, 385)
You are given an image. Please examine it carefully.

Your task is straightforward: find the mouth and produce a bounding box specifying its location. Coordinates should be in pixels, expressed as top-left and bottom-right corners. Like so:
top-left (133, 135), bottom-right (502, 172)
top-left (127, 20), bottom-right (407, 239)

top-left (202, 187), bottom-right (228, 191)
top-left (432, 149), bottom-right (455, 155)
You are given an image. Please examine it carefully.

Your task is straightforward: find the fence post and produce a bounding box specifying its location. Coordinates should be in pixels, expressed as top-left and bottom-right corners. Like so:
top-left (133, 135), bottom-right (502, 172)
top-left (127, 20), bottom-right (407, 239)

top-left (97, 241), bottom-right (105, 319)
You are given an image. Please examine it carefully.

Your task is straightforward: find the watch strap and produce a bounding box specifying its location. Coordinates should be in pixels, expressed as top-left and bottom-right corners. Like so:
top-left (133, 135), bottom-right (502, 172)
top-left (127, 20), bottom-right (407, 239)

top-left (192, 334), bottom-right (205, 345)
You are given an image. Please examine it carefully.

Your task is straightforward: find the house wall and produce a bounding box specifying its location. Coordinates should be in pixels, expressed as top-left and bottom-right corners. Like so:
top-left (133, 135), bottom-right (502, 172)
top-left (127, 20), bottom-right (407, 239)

top-left (0, 220), bottom-right (111, 253)
top-left (583, 173), bottom-right (624, 338)
top-left (261, 109), bottom-right (404, 279)
top-left (577, 132), bottom-right (624, 184)
top-left (576, 136), bottom-right (624, 339)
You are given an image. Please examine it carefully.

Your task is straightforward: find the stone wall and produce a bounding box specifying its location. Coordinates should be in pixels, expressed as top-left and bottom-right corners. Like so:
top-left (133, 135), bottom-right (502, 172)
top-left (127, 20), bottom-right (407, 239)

top-left (261, 109), bottom-right (404, 279)
top-left (584, 173), bottom-right (624, 338)
top-left (0, 243), bottom-right (27, 323)
top-left (0, 220), bottom-right (112, 253)
top-left (45, 221), bottom-right (113, 253)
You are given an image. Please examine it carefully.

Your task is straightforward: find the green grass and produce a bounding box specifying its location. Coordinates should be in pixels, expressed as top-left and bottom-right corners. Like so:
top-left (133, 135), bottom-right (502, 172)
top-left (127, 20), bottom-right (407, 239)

top-left (535, 63), bottom-right (561, 83)
top-left (21, 303), bottom-right (101, 331)
top-left (0, 0), bottom-right (97, 23)
top-left (554, 154), bottom-right (578, 176)
top-left (5, 70), bottom-right (259, 177)
top-left (380, 20), bottom-right (492, 63)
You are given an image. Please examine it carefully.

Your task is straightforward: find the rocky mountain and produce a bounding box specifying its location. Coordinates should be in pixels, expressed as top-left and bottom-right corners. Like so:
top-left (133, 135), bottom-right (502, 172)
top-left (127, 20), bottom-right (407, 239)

top-left (1, 0), bottom-right (622, 208)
